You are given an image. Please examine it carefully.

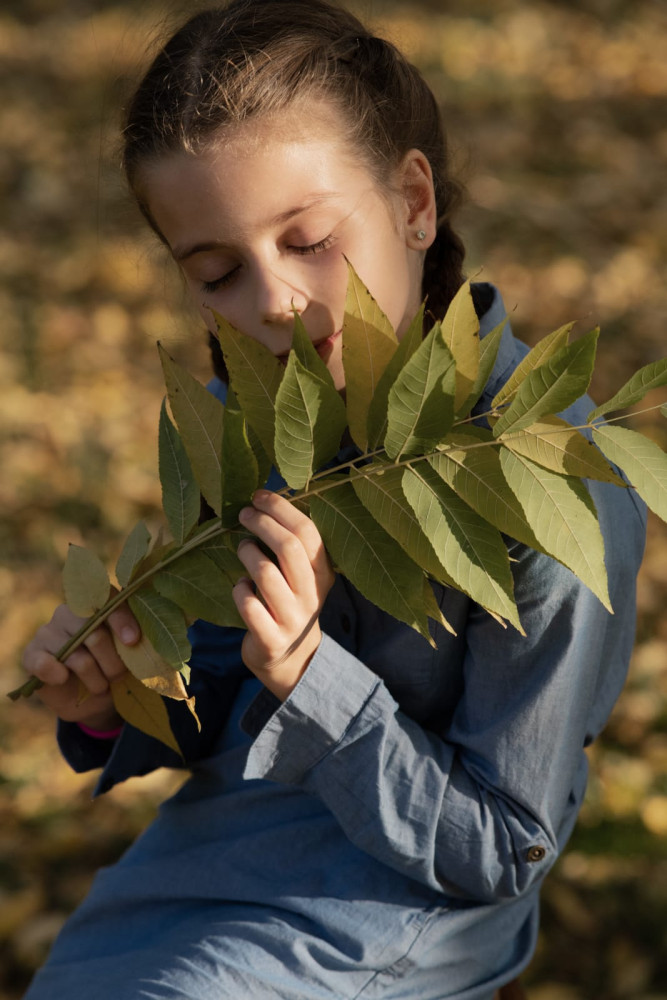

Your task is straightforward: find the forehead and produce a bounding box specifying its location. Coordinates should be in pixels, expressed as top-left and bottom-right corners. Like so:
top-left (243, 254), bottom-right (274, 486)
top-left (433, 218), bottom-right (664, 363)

top-left (137, 105), bottom-right (385, 249)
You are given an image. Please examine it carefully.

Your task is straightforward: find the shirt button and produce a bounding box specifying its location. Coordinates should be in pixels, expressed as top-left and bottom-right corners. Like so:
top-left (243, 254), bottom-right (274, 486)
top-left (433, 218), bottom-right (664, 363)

top-left (526, 846), bottom-right (546, 863)
top-left (340, 614), bottom-right (352, 634)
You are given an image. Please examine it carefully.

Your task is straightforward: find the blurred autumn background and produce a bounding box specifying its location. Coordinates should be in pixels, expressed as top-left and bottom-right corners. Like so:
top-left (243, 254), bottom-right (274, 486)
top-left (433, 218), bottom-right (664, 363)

top-left (0, 0), bottom-right (665, 995)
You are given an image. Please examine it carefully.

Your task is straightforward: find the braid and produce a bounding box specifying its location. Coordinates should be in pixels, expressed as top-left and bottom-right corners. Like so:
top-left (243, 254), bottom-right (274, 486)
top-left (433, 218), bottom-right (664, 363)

top-left (423, 218), bottom-right (467, 325)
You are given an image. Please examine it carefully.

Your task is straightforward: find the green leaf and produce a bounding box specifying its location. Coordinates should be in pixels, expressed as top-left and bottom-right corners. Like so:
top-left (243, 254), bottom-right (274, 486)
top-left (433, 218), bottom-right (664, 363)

top-left (440, 280), bottom-right (480, 413)
top-left (290, 310), bottom-right (338, 390)
top-left (153, 550), bottom-right (244, 629)
top-left (115, 521), bottom-right (152, 588)
top-left (402, 463), bottom-right (523, 631)
top-left (111, 672), bottom-right (183, 757)
top-left (592, 425), bottom-right (667, 521)
top-left (158, 399), bottom-right (200, 545)
top-left (492, 328), bottom-right (599, 439)
top-left (457, 316), bottom-right (507, 418)
top-left (274, 317), bottom-right (347, 489)
top-left (367, 304), bottom-right (425, 450)
top-left (588, 358), bottom-right (667, 420)
top-left (430, 429), bottom-right (542, 550)
top-left (351, 462), bottom-right (458, 590)
top-left (158, 343), bottom-right (224, 514)
top-left (498, 415), bottom-right (626, 485)
top-left (214, 312), bottom-right (284, 465)
top-left (384, 322), bottom-right (456, 459)
top-left (342, 260), bottom-right (398, 450)
top-left (492, 322), bottom-right (574, 409)
top-left (309, 478), bottom-right (434, 644)
top-left (130, 525), bottom-right (174, 578)
top-left (498, 448), bottom-right (612, 611)
top-left (128, 588), bottom-right (191, 667)
top-left (247, 422), bottom-right (272, 489)
top-left (220, 386), bottom-right (260, 528)
top-left (63, 545), bottom-right (111, 617)
top-left (197, 530), bottom-right (248, 580)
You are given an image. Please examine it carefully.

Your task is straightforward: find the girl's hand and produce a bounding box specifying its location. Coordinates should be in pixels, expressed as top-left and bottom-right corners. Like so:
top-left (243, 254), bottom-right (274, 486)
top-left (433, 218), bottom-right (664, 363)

top-left (233, 491), bottom-right (335, 700)
top-left (21, 602), bottom-right (141, 731)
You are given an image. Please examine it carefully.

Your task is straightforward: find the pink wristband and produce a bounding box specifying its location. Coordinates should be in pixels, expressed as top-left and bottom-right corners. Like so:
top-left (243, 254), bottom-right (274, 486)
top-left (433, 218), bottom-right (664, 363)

top-left (77, 722), bottom-right (123, 740)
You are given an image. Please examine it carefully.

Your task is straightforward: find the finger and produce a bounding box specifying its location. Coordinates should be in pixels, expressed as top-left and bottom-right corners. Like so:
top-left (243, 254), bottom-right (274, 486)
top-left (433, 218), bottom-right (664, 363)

top-left (236, 539), bottom-right (300, 623)
top-left (22, 618), bottom-right (82, 685)
top-left (51, 603), bottom-right (90, 633)
top-left (233, 576), bottom-right (274, 629)
top-left (83, 627), bottom-right (131, 682)
top-left (238, 508), bottom-right (314, 597)
top-left (23, 642), bottom-right (71, 687)
top-left (249, 492), bottom-right (334, 596)
top-left (250, 491), bottom-right (326, 564)
top-left (63, 647), bottom-right (115, 695)
top-left (106, 603), bottom-right (141, 646)
top-left (26, 642), bottom-right (110, 696)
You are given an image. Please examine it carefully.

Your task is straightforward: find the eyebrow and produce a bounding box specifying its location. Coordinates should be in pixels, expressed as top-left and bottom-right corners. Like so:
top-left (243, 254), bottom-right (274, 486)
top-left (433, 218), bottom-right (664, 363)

top-left (173, 193), bottom-right (338, 261)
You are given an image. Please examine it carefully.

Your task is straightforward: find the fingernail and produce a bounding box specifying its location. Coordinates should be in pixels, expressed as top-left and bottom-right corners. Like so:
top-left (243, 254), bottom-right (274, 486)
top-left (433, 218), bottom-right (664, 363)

top-left (253, 490), bottom-right (270, 502)
top-left (239, 507), bottom-right (253, 522)
top-left (121, 627), bottom-right (138, 644)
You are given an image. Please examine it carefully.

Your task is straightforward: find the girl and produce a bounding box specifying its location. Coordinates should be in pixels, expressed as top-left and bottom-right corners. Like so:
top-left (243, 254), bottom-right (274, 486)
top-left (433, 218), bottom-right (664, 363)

top-left (21, 1), bottom-right (647, 998)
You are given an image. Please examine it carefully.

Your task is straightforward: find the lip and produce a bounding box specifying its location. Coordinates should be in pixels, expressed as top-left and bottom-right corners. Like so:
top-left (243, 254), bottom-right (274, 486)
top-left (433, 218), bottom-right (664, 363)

top-left (312, 329), bottom-right (342, 359)
top-left (275, 329), bottom-right (342, 363)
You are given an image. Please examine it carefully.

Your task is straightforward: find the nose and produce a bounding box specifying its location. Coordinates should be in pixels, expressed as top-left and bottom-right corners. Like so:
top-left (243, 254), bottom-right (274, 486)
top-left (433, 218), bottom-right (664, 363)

top-left (257, 266), bottom-right (307, 326)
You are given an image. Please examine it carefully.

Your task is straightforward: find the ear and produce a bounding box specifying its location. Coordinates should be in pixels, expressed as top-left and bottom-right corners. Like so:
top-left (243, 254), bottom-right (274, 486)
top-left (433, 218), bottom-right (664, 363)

top-left (396, 149), bottom-right (437, 250)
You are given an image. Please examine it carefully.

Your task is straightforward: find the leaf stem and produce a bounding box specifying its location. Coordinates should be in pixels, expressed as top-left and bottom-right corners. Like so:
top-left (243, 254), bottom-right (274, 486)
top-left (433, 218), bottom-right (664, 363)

top-left (7, 518), bottom-right (228, 701)
top-left (9, 399), bottom-right (664, 701)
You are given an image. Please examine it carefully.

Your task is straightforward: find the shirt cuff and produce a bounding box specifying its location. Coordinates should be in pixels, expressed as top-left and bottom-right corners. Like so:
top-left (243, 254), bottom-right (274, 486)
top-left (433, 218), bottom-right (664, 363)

top-left (242, 632), bottom-right (384, 784)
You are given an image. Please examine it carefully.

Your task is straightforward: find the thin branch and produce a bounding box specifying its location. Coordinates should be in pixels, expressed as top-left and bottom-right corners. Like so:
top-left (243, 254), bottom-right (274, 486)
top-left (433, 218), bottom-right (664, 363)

top-left (9, 399), bottom-right (664, 701)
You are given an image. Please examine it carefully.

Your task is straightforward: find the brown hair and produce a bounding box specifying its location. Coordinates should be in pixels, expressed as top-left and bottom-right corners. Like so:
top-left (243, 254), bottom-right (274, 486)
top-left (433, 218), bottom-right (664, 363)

top-left (123, 0), bottom-right (466, 323)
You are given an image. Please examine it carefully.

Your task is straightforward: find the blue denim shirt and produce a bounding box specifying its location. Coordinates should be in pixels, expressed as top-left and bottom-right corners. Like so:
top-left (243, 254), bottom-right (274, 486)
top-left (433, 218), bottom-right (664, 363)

top-left (39, 285), bottom-right (646, 1000)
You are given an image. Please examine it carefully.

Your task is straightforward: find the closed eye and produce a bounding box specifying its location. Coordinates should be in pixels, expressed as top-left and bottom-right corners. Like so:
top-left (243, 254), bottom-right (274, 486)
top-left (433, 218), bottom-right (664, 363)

top-left (201, 268), bottom-right (240, 294)
top-left (200, 236), bottom-right (335, 293)
top-left (292, 235), bottom-right (335, 255)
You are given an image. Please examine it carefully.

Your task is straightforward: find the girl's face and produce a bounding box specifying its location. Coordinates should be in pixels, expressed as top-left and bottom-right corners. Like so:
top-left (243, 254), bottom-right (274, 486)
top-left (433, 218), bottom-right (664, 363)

top-left (140, 107), bottom-right (434, 391)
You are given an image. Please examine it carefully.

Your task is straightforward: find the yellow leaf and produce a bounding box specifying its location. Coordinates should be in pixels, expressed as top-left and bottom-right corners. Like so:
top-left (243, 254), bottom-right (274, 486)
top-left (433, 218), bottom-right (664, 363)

top-left (342, 261), bottom-right (398, 450)
top-left (440, 280), bottom-right (480, 413)
top-left (492, 322), bottom-right (574, 408)
top-left (499, 415), bottom-right (627, 484)
top-left (141, 671), bottom-right (200, 732)
top-left (111, 672), bottom-right (183, 757)
top-left (111, 631), bottom-right (180, 681)
top-left (111, 633), bottom-right (201, 731)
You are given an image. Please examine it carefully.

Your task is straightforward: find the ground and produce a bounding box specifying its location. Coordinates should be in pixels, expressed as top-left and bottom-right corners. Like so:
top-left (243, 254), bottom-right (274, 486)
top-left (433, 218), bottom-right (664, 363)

top-left (0, 1), bottom-right (665, 997)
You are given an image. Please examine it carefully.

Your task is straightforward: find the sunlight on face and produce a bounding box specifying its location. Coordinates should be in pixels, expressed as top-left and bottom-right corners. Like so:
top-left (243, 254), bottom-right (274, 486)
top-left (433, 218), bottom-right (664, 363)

top-left (139, 104), bottom-right (427, 391)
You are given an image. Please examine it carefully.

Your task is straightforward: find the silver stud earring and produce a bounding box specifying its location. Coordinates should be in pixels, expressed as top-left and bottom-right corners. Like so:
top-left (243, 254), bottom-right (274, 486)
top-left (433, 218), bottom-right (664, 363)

top-left (416, 230), bottom-right (426, 241)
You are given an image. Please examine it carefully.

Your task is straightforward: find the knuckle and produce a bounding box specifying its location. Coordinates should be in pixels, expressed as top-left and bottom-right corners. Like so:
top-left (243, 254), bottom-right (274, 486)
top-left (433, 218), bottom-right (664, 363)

top-left (85, 628), bottom-right (108, 651)
top-left (253, 562), bottom-right (279, 589)
top-left (280, 535), bottom-right (302, 558)
top-left (65, 649), bottom-right (94, 674)
top-left (31, 650), bottom-right (55, 678)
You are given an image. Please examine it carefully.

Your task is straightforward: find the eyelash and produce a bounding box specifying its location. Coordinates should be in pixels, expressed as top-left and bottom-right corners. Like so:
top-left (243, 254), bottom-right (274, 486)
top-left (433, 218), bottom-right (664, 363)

top-left (200, 235), bottom-right (335, 294)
